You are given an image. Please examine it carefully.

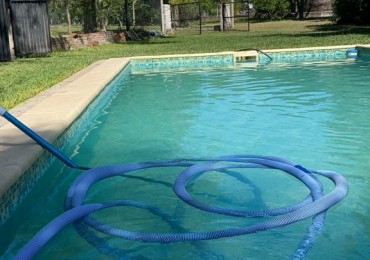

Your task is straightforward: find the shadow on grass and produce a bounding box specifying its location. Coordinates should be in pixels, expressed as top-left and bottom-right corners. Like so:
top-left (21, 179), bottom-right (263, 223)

top-left (123, 40), bottom-right (176, 45)
top-left (124, 38), bottom-right (178, 45)
top-left (308, 23), bottom-right (370, 34)
top-left (250, 26), bottom-right (370, 39)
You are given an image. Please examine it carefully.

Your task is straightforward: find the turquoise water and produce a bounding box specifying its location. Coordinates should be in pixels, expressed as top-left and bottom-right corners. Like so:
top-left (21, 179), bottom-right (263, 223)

top-left (1, 57), bottom-right (370, 259)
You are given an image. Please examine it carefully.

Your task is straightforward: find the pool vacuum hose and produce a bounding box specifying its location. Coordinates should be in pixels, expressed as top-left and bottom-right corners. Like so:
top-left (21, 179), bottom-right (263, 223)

top-left (0, 106), bottom-right (348, 259)
top-left (0, 106), bottom-right (88, 170)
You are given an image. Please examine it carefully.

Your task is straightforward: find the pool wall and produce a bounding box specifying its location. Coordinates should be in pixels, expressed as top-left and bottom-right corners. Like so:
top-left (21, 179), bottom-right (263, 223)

top-left (0, 58), bottom-right (130, 224)
top-left (129, 53), bottom-right (236, 69)
top-left (357, 45), bottom-right (370, 57)
top-left (0, 45), bottom-right (369, 225)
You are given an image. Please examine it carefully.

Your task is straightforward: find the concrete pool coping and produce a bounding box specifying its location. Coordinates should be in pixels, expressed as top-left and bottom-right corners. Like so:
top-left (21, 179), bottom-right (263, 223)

top-left (0, 44), bottom-right (369, 199)
top-left (0, 58), bottom-right (130, 197)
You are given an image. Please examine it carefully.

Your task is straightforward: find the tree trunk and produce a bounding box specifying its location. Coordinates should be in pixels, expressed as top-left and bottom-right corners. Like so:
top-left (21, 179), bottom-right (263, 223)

top-left (98, 18), bottom-right (108, 32)
top-left (65, 0), bottom-right (72, 35)
top-left (97, 0), bottom-right (108, 32)
top-left (83, 0), bottom-right (97, 33)
top-left (222, 3), bottom-right (233, 31)
top-left (172, 5), bottom-right (179, 27)
top-left (297, 0), bottom-right (306, 19)
top-left (132, 0), bottom-right (137, 27)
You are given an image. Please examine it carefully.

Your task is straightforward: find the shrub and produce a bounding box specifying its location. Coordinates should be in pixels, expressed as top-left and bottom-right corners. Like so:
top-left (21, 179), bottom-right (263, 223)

top-left (333, 0), bottom-right (370, 25)
top-left (253, 0), bottom-right (290, 20)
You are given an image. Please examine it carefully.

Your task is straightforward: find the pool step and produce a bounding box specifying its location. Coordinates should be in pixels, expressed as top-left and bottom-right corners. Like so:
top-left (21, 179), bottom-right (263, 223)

top-left (234, 50), bottom-right (258, 63)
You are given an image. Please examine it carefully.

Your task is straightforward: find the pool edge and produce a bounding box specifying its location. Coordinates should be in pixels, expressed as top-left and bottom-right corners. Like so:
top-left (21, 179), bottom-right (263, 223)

top-left (0, 58), bottom-right (130, 199)
top-left (1, 44), bottom-right (369, 224)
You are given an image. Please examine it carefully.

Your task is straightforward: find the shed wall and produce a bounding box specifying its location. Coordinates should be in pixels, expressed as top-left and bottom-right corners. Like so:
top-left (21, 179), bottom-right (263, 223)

top-left (0, 0), bottom-right (11, 61)
top-left (11, 0), bottom-right (51, 56)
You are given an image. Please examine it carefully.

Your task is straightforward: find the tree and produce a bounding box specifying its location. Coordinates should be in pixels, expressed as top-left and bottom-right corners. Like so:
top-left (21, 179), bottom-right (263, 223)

top-left (285, 0), bottom-right (310, 19)
top-left (252, 0), bottom-right (290, 19)
top-left (134, 0), bottom-right (160, 26)
top-left (296, 0), bottom-right (308, 19)
top-left (333, 0), bottom-right (370, 25)
top-left (97, 0), bottom-right (110, 31)
top-left (83, 0), bottom-right (97, 32)
top-left (49, 0), bottom-right (83, 34)
top-left (66, 0), bottom-right (72, 34)
top-left (106, 0), bottom-right (126, 29)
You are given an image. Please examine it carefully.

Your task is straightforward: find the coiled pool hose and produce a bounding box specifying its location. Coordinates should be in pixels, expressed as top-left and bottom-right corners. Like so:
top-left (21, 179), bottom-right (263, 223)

top-left (0, 106), bottom-right (348, 259)
top-left (14, 156), bottom-right (347, 259)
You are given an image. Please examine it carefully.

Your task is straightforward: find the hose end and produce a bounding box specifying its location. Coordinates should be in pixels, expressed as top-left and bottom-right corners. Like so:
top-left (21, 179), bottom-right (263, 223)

top-left (0, 105), bottom-right (6, 116)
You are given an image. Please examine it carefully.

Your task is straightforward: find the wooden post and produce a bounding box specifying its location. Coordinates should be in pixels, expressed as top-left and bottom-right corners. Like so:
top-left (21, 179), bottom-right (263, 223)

top-left (0, 0), bottom-right (14, 61)
top-left (6, 0), bottom-right (15, 60)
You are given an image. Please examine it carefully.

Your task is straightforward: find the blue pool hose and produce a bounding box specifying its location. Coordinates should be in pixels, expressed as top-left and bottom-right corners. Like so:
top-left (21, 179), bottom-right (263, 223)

top-left (0, 106), bottom-right (88, 170)
top-left (0, 106), bottom-right (348, 259)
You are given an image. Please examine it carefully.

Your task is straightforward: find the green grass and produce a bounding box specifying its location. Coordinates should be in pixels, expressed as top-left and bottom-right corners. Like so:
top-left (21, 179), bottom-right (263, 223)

top-left (1, 19), bottom-right (370, 109)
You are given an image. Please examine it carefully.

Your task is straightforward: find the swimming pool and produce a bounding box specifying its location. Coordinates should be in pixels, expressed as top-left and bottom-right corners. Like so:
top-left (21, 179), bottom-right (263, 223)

top-left (1, 54), bottom-right (370, 259)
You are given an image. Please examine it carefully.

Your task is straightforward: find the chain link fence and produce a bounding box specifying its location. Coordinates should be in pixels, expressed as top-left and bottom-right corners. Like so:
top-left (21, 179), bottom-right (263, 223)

top-left (47, 0), bottom-right (254, 37)
top-left (48, 0), bottom-right (163, 36)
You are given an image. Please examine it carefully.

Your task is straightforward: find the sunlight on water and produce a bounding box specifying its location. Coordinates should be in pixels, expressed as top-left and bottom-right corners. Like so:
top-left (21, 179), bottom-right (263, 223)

top-left (1, 57), bottom-right (370, 259)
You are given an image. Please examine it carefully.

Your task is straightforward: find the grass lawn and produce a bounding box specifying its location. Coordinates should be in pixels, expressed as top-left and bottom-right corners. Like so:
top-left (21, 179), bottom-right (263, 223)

top-left (1, 19), bottom-right (370, 109)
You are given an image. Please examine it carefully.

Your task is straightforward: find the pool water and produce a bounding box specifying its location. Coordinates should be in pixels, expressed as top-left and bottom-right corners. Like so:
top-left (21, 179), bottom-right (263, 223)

top-left (1, 57), bottom-right (370, 259)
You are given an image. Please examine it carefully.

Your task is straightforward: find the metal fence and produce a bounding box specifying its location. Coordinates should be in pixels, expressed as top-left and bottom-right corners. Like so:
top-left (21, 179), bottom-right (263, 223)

top-left (113, 0), bottom-right (163, 32)
top-left (171, 2), bottom-right (202, 34)
top-left (168, 0), bottom-right (252, 34)
top-left (221, 1), bottom-right (252, 31)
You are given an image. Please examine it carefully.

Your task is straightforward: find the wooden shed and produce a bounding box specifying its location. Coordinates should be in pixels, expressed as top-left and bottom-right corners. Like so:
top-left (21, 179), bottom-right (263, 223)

top-left (0, 0), bottom-right (51, 62)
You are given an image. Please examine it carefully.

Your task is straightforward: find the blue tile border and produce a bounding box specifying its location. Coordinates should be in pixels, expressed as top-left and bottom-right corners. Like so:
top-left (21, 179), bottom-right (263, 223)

top-left (260, 49), bottom-right (348, 62)
top-left (130, 49), bottom-right (351, 71)
top-left (0, 150), bottom-right (56, 225)
top-left (130, 54), bottom-right (234, 70)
